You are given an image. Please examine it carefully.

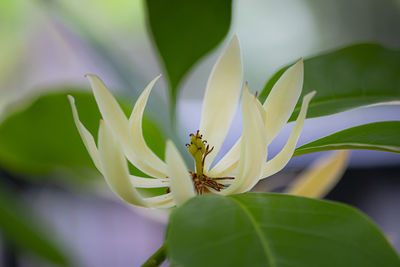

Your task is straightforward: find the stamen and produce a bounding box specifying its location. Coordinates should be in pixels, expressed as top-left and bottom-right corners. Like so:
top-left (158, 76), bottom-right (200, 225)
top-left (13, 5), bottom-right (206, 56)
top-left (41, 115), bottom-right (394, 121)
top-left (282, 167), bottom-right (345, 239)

top-left (210, 177), bottom-right (234, 180)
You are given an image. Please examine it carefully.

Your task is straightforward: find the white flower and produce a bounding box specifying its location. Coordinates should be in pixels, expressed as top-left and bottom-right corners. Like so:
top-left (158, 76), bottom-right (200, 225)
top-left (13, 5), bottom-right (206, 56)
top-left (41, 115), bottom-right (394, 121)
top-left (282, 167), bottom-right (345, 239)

top-left (68, 35), bottom-right (349, 209)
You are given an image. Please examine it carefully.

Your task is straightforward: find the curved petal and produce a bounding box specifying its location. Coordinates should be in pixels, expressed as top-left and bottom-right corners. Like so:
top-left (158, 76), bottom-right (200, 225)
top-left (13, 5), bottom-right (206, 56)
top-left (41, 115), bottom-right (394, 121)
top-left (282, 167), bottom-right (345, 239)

top-left (144, 193), bottom-right (175, 209)
top-left (86, 74), bottom-right (129, 144)
top-left (206, 93), bottom-right (268, 177)
top-left (286, 150), bottom-right (350, 198)
top-left (261, 91), bottom-right (316, 179)
top-left (165, 141), bottom-right (196, 206)
top-left (98, 120), bottom-right (147, 207)
top-left (68, 95), bottom-right (102, 172)
top-left (86, 74), bottom-right (167, 179)
top-left (263, 59), bottom-right (303, 143)
top-left (199, 35), bottom-right (243, 171)
top-left (129, 176), bottom-right (169, 188)
top-left (218, 85), bottom-right (268, 195)
top-left (128, 75), bottom-right (167, 174)
top-left (207, 138), bottom-right (241, 177)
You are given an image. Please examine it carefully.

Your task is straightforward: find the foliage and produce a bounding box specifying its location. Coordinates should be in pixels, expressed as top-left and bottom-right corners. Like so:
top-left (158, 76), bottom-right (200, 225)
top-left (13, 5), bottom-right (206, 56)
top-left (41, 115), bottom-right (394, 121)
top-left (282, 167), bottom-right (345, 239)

top-left (167, 194), bottom-right (400, 267)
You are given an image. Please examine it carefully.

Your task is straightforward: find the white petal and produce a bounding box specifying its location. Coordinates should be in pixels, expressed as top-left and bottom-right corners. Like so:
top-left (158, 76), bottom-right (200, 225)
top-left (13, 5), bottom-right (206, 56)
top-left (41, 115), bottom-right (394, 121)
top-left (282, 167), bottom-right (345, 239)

top-left (144, 193), bottom-right (175, 209)
top-left (68, 95), bottom-right (102, 172)
top-left (263, 59), bottom-right (304, 143)
top-left (218, 85), bottom-right (268, 195)
top-left (86, 74), bottom-right (130, 144)
top-left (199, 35), bottom-right (243, 171)
top-left (128, 75), bottom-right (167, 175)
top-left (165, 141), bottom-right (196, 206)
top-left (207, 138), bottom-right (241, 177)
top-left (86, 74), bottom-right (167, 179)
top-left (129, 176), bottom-right (169, 188)
top-left (286, 150), bottom-right (350, 198)
top-left (207, 96), bottom-right (266, 177)
top-left (255, 97), bottom-right (267, 122)
top-left (261, 91), bottom-right (316, 179)
top-left (98, 120), bottom-right (147, 207)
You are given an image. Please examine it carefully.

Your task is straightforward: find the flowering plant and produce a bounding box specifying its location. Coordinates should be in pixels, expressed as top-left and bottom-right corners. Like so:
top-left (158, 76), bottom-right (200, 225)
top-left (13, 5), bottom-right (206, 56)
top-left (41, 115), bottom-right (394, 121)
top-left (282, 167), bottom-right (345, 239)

top-left (0, 1), bottom-right (399, 266)
top-left (69, 36), bottom-right (348, 210)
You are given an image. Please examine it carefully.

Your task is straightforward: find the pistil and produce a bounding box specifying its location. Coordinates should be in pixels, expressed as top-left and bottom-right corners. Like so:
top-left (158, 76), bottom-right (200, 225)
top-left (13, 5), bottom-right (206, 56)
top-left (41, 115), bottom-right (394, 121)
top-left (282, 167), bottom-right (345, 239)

top-left (186, 131), bottom-right (233, 194)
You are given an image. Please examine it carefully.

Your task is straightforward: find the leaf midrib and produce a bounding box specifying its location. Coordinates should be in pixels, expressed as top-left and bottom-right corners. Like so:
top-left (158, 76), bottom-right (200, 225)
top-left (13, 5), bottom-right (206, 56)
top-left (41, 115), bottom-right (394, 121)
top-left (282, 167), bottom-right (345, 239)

top-left (229, 196), bottom-right (276, 267)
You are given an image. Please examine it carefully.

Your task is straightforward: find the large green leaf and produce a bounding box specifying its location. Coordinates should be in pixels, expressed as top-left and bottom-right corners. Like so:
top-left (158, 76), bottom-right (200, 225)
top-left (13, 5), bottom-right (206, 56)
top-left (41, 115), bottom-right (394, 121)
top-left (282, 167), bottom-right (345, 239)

top-left (145, 0), bottom-right (232, 116)
top-left (294, 121), bottom-right (400, 157)
top-left (0, 182), bottom-right (69, 265)
top-left (259, 43), bottom-right (400, 121)
top-left (167, 193), bottom-right (400, 267)
top-left (0, 90), bottom-right (165, 179)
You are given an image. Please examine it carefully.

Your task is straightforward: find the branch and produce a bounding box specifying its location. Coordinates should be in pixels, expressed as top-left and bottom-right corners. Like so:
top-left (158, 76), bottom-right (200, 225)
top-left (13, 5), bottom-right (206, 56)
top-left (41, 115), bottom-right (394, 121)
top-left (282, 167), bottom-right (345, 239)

top-left (141, 242), bottom-right (167, 267)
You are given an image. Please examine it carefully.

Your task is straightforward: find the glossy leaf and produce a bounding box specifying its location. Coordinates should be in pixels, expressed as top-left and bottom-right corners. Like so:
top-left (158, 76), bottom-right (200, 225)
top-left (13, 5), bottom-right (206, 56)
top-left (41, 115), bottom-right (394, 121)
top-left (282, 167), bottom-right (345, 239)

top-left (0, 90), bottom-right (165, 179)
top-left (145, 0), bottom-right (232, 115)
top-left (167, 193), bottom-right (400, 267)
top-left (294, 121), bottom-right (400, 157)
top-left (259, 44), bottom-right (400, 121)
top-left (0, 182), bottom-right (68, 265)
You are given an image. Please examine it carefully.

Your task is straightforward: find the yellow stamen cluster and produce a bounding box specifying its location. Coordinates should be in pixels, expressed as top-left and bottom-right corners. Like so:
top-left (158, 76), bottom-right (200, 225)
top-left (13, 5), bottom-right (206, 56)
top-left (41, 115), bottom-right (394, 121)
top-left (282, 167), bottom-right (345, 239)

top-left (186, 131), bottom-right (233, 194)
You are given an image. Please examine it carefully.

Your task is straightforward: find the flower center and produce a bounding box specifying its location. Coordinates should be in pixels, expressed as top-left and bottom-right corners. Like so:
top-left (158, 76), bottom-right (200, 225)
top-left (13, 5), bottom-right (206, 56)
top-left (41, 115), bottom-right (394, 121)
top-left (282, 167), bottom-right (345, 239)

top-left (186, 131), bottom-right (234, 194)
top-left (186, 130), bottom-right (213, 179)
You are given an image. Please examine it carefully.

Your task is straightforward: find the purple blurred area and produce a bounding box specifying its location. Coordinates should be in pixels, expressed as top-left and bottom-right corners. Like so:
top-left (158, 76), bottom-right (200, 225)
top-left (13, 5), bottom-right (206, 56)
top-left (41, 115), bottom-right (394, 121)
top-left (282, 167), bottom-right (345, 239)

top-left (25, 189), bottom-right (166, 267)
top-left (0, 0), bottom-right (399, 266)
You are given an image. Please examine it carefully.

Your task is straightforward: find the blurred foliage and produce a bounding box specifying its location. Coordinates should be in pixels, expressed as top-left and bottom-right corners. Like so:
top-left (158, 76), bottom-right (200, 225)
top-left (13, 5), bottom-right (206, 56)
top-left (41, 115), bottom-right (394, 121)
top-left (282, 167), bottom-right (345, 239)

top-left (40, 0), bottom-right (173, 132)
top-left (259, 43), bottom-right (400, 120)
top-left (44, 0), bottom-right (145, 35)
top-left (0, 90), bottom-right (165, 181)
top-left (304, 0), bottom-right (400, 48)
top-left (294, 121), bottom-right (400, 157)
top-left (146, 0), bottom-right (232, 117)
top-left (0, 181), bottom-right (69, 266)
top-left (0, 0), bottom-right (30, 87)
top-left (168, 193), bottom-right (400, 266)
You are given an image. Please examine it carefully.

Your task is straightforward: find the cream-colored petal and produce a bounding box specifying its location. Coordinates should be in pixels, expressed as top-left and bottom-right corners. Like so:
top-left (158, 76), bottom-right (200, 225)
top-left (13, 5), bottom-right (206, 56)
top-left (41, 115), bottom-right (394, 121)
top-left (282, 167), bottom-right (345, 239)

top-left (263, 59), bottom-right (304, 143)
top-left (144, 192), bottom-right (173, 203)
top-left (98, 120), bottom-right (147, 207)
top-left (144, 195), bottom-right (174, 209)
top-left (129, 176), bottom-right (169, 188)
top-left (199, 35), bottom-right (243, 171)
top-left (86, 74), bottom-right (166, 179)
top-left (128, 75), bottom-right (167, 174)
top-left (165, 141), bottom-right (196, 206)
top-left (218, 86), bottom-right (268, 195)
top-left (68, 95), bottom-right (102, 172)
top-left (148, 200), bottom-right (175, 209)
top-left (207, 138), bottom-right (241, 177)
top-left (255, 97), bottom-right (267, 122)
top-left (86, 74), bottom-right (130, 144)
top-left (286, 150), bottom-right (350, 198)
top-left (208, 96), bottom-right (266, 177)
top-left (209, 59), bottom-right (303, 176)
top-left (144, 193), bottom-right (175, 209)
top-left (261, 91), bottom-right (316, 179)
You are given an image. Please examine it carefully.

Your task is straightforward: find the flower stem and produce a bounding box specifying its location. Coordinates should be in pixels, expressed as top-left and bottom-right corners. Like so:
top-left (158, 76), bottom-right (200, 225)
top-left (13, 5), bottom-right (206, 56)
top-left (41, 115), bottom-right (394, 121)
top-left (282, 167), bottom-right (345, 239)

top-left (141, 242), bottom-right (167, 267)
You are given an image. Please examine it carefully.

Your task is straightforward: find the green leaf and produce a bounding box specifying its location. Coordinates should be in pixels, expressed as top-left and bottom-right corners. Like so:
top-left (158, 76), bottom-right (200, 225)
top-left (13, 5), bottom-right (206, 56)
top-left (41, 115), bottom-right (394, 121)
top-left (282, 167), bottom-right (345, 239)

top-left (167, 193), bottom-right (400, 267)
top-left (0, 90), bottom-right (165, 180)
top-left (0, 182), bottom-right (69, 265)
top-left (145, 0), bottom-right (232, 116)
top-left (294, 121), bottom-right (400, 157)
top-left (259, 43), bottom-right (400, 121)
